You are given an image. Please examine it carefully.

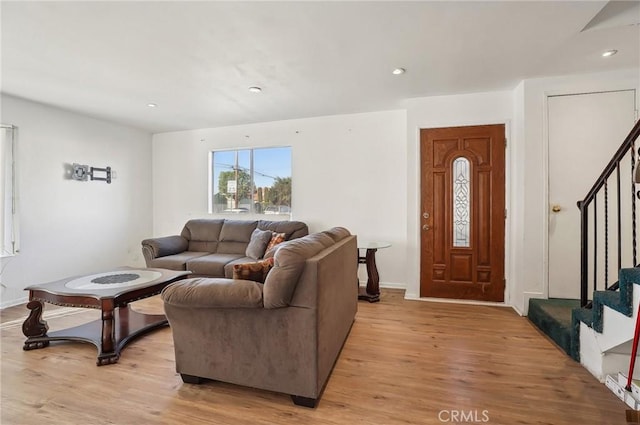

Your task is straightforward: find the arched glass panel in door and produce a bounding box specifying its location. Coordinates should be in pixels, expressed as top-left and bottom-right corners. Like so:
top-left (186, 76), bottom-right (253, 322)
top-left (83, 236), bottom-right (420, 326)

top-left (452, 157), bottom-right (470, 247)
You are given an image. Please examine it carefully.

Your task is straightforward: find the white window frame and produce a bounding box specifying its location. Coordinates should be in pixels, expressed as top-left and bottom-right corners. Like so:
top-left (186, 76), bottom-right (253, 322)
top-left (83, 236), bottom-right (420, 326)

top-left (1, 125), bottom-right (19, 257)
top-left (208, 146), bottom-right (292, 216)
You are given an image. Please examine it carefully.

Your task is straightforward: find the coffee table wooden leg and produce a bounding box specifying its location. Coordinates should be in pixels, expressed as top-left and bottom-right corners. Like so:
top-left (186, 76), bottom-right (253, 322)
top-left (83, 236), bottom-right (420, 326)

top-left (22, 300), bottom-right (50, 350)
top-left (96, 305), bottom-right (168, 366)
top-left (97, 352), bottom-right (119, 366)
top-left (97, 301), bottom-right (119, 366)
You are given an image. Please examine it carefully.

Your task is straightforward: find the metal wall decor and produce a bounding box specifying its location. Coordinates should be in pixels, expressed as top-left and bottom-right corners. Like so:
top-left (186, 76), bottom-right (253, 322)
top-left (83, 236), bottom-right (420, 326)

top-left (71, 163), bottom-right (112, 184)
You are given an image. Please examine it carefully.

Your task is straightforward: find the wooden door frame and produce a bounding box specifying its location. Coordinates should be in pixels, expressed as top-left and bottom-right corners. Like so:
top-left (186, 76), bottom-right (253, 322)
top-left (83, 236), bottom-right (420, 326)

top-left (414, 121), bottom-right (510, 304)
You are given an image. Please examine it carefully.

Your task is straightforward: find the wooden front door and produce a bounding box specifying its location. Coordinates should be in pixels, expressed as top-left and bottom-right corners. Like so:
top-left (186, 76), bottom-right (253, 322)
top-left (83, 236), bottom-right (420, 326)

top-left (420, 124), bottom-right (506, 301)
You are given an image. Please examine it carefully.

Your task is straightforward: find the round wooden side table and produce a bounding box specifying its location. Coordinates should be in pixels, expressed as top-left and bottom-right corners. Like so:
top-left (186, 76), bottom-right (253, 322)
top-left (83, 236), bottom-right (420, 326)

top-left (357, 241), bottom-right (391, 303)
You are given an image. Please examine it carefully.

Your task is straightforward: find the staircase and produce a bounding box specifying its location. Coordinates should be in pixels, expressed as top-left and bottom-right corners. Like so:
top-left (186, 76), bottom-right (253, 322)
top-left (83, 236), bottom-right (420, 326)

top-left (575, 268), bottom-right (640, 381)
top-left (528, 268), bottom-right (640, 368)
top-left (528, 119), bottom-right (640, 405)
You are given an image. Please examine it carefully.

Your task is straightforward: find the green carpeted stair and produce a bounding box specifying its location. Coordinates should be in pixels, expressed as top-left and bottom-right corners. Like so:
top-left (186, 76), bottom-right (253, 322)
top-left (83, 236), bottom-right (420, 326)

top-left (528, 268), bottom-right (640, 362)
top-left (528, 298), bottom-right (580, 359)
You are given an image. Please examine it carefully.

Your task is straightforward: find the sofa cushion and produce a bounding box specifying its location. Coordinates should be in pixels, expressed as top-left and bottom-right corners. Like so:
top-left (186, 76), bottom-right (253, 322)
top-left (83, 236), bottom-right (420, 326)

top-left (186, 253), bottom-right (245, 277)
top-left (263, 232), bottom-right (333, 260)
top-left (182, 219), bottom-right (225, 252)
top-left (148, 251), bottom-right (210, 271)
top-left (322, 227), bottom-right (351, 242)
top-left (263, 233), bottom-right (333, 309)
top-left (314, 232), bottom-right (337, 248)
top-left (232, 258), bottom-right (274, 283)
top-left (162, 278), bottom-right (263, 309)
top-left (217, 220), bottom-right (258, 254)
top-left (245, 228), bottom-right (273, 259)
top-left (258, 220), bottom-right (309, 240)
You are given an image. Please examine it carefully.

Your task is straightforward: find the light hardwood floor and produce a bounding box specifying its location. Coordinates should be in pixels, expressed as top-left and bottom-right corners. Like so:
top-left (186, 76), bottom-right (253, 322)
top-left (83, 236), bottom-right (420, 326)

top-left (0, 290), bottom-right (628, 424)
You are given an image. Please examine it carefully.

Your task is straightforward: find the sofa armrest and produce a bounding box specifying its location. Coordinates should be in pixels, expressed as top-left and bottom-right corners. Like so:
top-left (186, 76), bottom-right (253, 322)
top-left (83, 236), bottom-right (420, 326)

top-left (161, 278), bottom-right (263, 308)
top-left (141, 235), bottom-right (189, 263)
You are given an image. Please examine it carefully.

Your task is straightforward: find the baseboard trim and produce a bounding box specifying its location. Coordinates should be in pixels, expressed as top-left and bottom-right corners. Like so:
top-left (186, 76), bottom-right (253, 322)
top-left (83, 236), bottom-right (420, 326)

top-left (358, 281), bottom-right (406, 290)
top-left (511, 304), bottom-right (525, 316)
top-left (403, 295), bottom-right (511, 308)
top-left (1, 296), bottom-right (28, 310)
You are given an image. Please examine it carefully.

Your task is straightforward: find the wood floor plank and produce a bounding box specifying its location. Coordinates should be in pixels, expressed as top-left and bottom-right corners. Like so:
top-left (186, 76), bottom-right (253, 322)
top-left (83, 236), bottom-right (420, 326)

top-left (0, 289), bottom-right (628, 424)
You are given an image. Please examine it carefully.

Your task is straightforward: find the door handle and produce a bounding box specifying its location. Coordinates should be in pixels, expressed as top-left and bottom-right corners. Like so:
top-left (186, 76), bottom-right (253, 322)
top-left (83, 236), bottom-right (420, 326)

top-left (423, 224), bottom-right (430, 231)
top-left (552, 205), bottom-right (562, 213)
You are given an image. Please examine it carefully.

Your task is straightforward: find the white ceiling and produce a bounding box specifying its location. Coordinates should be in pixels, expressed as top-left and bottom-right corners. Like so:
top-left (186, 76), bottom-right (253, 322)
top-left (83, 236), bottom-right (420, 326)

top-left (1, 1), bottom-right (639, 133)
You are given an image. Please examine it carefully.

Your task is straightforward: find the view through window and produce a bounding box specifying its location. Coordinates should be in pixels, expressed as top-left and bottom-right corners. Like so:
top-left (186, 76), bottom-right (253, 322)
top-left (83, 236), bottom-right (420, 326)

top-left (210, 147), bottom-right (292, 216)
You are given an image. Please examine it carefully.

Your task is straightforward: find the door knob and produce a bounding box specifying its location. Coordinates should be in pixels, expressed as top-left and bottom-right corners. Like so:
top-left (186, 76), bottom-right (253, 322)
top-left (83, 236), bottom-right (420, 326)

top-left (552, 205), bottom-right (562, 213)
top-left (423, 224), bottom-right (430, 231)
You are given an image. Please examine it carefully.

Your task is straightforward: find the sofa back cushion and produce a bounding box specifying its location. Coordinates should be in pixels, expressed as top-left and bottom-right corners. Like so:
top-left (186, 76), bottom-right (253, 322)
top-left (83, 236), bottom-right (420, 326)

top-left (217, 220), bottom-right (259, 254)
top-left (289, 233), bottom-right (356, 309)
top-left (258, 220), bottom-right (309, 240)
top-left (263, 232), bottom-right (335, 309)
top-left (180, 219), bottom-right (309, 255)
top-left (182, 219), bottom-right (225, 252)
top-left (322, 226), bottom-right (351, 242)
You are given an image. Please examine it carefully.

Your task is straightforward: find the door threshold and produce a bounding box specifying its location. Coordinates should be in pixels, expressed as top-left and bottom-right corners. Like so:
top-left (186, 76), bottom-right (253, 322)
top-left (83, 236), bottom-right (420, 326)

top-left (407, 295), bottom-right (509, 308)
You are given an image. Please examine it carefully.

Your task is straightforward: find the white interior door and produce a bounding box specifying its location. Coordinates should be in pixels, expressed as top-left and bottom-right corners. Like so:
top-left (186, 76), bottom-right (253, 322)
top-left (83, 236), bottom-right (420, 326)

top-left (548, 90), bottom-right (636, 299)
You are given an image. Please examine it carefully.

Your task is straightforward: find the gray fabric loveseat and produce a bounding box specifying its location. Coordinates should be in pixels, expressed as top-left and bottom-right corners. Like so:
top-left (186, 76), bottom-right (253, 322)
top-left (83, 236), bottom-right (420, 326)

top-left (160, 227), bottom-right (358, 407)
top-left (141, 219), bottom-right (309, 277)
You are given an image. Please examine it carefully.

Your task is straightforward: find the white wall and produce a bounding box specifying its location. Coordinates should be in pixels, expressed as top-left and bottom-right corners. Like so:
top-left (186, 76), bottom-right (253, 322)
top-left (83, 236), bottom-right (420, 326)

top-left (0, 95), bottom-right (153, 307)
top-left (402, 69), bottom-right (638, 314)
top-left (404, 91), bottom-right (515, 301)
top-left (152, 110), bottom-right (408, 287)
top-left (518, 68), bottom-right (639, 314)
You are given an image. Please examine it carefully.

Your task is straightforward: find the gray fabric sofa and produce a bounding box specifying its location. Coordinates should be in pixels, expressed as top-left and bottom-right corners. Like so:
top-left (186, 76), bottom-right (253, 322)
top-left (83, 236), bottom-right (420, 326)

top-left (141, 219), bottom-right (309, 278)
top-left (160, 227), bottom-right (358, 407)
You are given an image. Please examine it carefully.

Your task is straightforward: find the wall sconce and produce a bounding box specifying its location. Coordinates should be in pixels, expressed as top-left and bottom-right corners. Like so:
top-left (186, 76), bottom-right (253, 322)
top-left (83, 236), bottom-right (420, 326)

top-left (71, 163), bottom-right (112, 184)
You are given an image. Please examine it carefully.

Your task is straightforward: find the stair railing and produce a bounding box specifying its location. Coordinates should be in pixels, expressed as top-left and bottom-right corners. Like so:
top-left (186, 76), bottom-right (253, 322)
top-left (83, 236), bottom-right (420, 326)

top-left (577, 119), bottom-right (640, 307)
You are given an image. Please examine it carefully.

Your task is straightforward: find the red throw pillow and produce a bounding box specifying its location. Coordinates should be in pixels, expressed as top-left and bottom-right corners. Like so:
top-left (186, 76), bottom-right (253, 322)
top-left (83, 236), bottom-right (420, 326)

top-left (232, 258), bottom-right (275, 283)
top-left (265, 232), bottom-right (286, 252)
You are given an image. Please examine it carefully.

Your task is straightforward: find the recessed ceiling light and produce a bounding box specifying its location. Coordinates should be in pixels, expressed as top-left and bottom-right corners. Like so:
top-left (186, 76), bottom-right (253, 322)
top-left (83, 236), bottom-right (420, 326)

top-left (248, 86), bottom-right (262, 93)
top-left (392, 68), bottom-right (406, 75)
top-left (147, 103), bottom-right (157, 108)
top-left (602, 49), bottom-right (618, 57)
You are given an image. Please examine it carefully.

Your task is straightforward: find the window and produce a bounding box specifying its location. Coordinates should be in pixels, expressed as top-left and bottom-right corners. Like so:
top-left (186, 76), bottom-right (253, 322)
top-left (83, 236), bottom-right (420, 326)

top-left (1, 125), bottom-right (18, 256)
top-left (209, 147), bottom-right (292, 216)
top-left (452, 156), bottom-right (470, 248)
